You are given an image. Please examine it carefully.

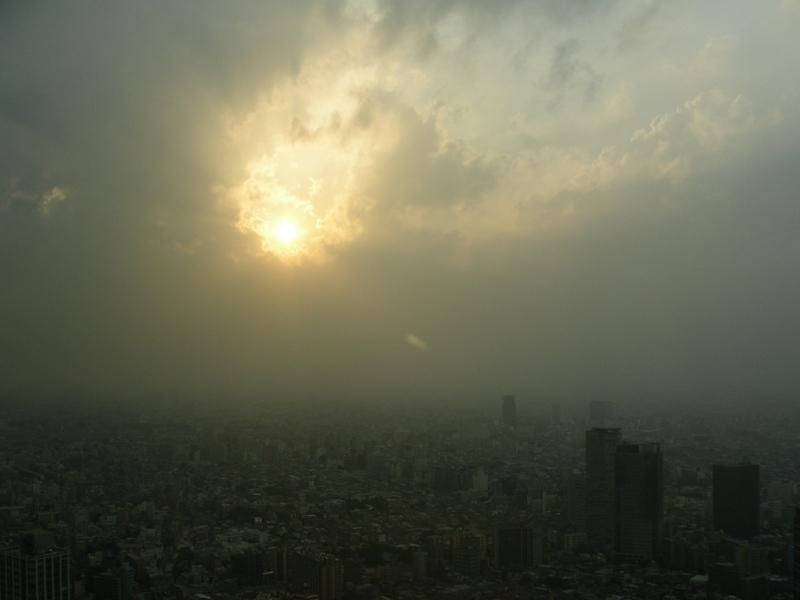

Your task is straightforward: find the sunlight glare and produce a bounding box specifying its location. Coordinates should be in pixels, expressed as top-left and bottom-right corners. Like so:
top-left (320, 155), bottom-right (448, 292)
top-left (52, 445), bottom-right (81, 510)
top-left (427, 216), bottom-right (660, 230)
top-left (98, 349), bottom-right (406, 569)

top-left (275, 221), bottom-right (299, 244)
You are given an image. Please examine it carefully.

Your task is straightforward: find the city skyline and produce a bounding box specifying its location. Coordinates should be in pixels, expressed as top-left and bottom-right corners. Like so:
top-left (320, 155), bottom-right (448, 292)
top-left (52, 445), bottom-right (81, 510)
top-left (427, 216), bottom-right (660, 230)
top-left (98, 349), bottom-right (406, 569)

top-left (2, 2), bottom-right (800, 405)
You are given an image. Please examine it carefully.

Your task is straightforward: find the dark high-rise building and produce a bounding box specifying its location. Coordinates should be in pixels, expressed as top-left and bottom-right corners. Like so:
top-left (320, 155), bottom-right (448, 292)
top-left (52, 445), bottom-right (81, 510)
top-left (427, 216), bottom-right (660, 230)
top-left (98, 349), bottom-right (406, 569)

top-left (615, 442), bottom-right (664, 559)
top-left (501, 395), bottom-right (516, 427)
top-left (566, 474), bottom-right (586, 532)
top-left (713, 463), bottom-right (760, 540)
top-left (0, 532), bottom-right (72, 600)
top-left (288, 551), bottom-right (343, 600)
top-left (585, 427), bottom-right (621, 548)
top-left (493, 526), bottom-right (541, 570)
top-left (94, 565), bottom-right (135, 600)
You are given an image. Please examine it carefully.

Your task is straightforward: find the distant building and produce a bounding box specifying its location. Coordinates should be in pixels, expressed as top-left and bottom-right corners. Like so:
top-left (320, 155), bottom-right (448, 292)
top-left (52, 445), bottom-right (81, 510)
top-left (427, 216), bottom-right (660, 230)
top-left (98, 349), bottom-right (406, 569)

top-left (0, 531), bottom-right (72, 600)
top-left (562, 531), bottom-right (588, 552)
top-left (614, 442), bottom-right (664, 559)
top-left (424, 535), bottom-right (446, 575)
top-left (412, 551), bottom-right (428, 578)
top-left (709, 561), bottom-right (768, 600)
top-left (472, 468), bottom-right (489, 495)
top-left (288, 551), bottom-right (343, 600)
top-left (566, 474), bottom-right (586, 532)
top-left (232, 546), bottom-right (275, 585)
top-left (493, 526), bottom-right (541, 571)
top-left (585, 428), bottom-right (621, 548)
top-left (452, 544), bottom-right (481, 576)
top-left (94, 565), bottom-right (135, 600)
top-left (713, 463), bottom-right (760, 540)
top-left (501, 395), bottom-right (516, 428)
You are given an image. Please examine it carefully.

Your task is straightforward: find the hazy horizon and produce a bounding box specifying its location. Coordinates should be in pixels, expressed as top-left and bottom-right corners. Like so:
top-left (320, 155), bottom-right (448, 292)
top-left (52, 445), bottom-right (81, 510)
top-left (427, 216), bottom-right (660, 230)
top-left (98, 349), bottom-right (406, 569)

top-left (2, 1), bottom-right (800, 406)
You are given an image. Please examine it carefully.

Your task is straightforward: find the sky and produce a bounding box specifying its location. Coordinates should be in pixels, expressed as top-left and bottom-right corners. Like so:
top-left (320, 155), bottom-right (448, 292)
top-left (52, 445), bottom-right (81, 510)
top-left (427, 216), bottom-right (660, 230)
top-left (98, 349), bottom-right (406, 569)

top-left (2, 0), bottom-right (800, 408)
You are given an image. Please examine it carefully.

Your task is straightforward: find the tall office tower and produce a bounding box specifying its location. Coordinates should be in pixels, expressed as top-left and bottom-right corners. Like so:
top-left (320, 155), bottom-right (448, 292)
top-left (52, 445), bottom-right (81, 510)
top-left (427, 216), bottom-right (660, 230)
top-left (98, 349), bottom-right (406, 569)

top-left (501, 395), bottom-right (516, 427)
top-left (615, 442), bottom-right (664, 559)
top-left (713, 463), bottom-right (760, 540)
top-left (288, 551), bottom-right (343, 600)
top-left (0, 531), bottom-right (72, 600)
top-left (585, 427), bottom-right (621, 548)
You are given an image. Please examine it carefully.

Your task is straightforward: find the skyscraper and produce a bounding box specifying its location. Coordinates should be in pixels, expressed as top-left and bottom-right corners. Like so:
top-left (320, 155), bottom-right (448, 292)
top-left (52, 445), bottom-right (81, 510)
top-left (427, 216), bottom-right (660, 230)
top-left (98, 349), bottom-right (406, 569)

top-left (713, 463), bottom-right (760, 541)
top-left (585, 427), bottom-right (621, 548)
top-left (0, 532), bottom-right (72, 600)
top-left (501, 395), bottom-right (516, 427)
top-left (615, 442), bottom-right (664, 559)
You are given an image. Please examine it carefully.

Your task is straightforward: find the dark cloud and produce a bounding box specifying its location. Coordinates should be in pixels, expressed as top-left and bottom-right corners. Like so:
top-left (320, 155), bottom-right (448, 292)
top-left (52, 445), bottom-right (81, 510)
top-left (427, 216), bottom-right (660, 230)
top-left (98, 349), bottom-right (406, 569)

top-left (547, 38), bottom-right (603, 106)
top-left (617, 0), bottom-right (683, 51)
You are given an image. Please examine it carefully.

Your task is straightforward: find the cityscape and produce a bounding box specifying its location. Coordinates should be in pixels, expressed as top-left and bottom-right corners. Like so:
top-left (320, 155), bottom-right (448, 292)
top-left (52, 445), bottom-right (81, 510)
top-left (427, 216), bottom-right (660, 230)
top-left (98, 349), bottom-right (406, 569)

top-left (1, 397), bottom-right (799, 600)
top-left (3, 2), bottom-right (800, 600)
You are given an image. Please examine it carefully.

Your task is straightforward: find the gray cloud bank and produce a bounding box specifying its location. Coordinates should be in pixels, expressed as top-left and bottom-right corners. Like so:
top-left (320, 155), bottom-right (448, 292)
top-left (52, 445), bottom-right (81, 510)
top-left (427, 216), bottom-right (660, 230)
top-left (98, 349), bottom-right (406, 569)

top-left (1, 1), bottom-right (799, 407)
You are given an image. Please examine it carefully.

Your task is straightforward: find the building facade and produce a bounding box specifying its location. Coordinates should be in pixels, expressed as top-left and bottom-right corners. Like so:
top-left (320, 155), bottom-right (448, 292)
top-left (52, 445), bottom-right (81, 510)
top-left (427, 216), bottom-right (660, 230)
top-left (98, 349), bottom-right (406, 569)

top-left (614, 442), bottom-right (664, 559)
top-left (289, 551), bottom-right (343, 600)
top-left (0, 532), bottom-right (72, 600)
top-left (585, 427), bottom-right (621, 548)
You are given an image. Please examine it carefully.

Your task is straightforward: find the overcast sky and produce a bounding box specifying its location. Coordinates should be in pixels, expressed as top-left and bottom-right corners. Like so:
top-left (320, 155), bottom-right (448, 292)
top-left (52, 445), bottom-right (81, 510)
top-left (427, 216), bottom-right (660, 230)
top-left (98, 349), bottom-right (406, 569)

top-left (2, 1), bottom-right (800, 408)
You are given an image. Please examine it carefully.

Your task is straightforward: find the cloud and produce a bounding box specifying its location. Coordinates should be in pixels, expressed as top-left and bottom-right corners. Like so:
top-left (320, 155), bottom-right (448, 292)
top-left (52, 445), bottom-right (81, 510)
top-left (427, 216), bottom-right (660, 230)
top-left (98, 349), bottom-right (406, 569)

top-left (546, 38), bottom-right (603, 106)
top-left (1, 1), bottom-right (800, 404)
top-left (617, 0), bottom-right (685, 50)
top-left (362, 102), bottom-right (499, 214)
top-left (602, 81), bottom-right (635, 123)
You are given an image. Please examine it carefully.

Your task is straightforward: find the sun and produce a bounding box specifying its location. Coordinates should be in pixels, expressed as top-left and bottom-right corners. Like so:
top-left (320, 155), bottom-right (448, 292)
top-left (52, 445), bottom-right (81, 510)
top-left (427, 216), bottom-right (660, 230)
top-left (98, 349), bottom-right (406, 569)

top-left (274, 220), bottom-right (300, 245)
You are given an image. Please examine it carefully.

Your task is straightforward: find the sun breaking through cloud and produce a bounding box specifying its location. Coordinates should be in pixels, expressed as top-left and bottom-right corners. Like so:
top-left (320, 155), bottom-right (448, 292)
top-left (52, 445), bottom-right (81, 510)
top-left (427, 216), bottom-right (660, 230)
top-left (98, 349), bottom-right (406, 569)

top-left (1, 1), bottom-right (800, 403)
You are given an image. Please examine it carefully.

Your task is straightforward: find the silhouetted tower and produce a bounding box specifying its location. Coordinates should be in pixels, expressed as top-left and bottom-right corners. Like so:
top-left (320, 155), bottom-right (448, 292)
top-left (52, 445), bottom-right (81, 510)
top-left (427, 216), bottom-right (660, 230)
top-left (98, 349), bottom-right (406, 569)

top-left (615, 442), bottom-right (664, 559)
top-left (585, 427), bottom-right (621, 548)
top-left (712, 463), bottom-right (760, 540)
top-left (501, 395), bottom-right (516, 427)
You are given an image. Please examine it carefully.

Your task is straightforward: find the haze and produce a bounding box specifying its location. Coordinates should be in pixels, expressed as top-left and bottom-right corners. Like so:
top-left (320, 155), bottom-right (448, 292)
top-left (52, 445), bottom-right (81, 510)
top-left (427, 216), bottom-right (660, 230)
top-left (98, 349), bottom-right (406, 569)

top-left (2, 1), bottom-right (799, 407)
